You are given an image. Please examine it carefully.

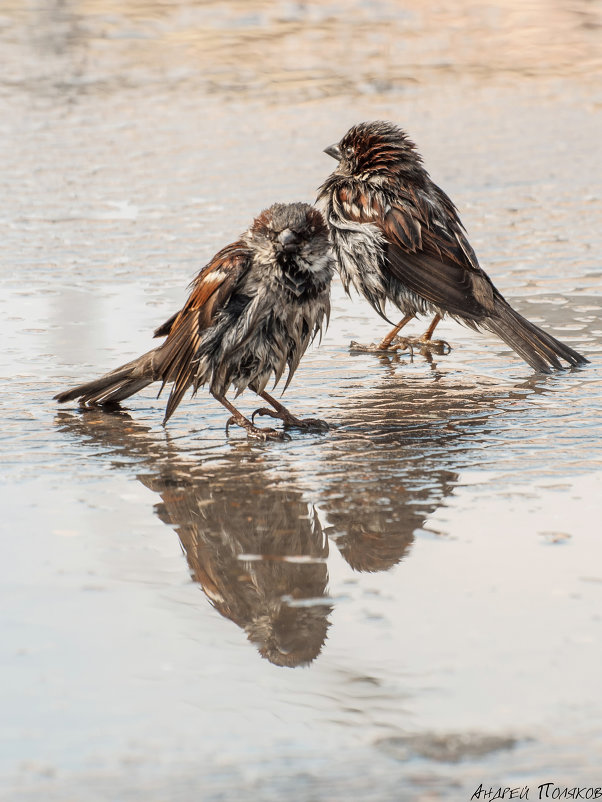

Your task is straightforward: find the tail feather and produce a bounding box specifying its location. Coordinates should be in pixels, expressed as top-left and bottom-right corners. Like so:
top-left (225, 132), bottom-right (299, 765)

top-left (54, 350), bottom-right (158, 407)
top-left (485, 301), bottom-right (588, 373)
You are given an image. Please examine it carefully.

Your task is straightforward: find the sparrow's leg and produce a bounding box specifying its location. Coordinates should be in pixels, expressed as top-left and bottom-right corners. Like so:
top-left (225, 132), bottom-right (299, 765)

top-left (386, 312), bottom-right (450, 353)
top-left (397, 313), bottom-right (451, 353)
top-left (351, 313), bottom-right (450, 355)
top-left (251, 391), bottom-right (329, 432)
top-left (417, 313), bottom-right (451, 351)
top-left (212, 392), bottom-right (289, 441)
top-left (378, 313), bottom-right (415, 349)
top-left (350, 313), bottom-right (415, 354)
top-left (421, 313), bottom-right (441, 341)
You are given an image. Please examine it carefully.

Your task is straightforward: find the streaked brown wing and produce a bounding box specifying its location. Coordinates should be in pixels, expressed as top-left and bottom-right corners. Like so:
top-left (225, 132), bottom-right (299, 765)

top-left (158, 242), bottom-right (252, 422)
top-left (153, 312), bottom-right (178, 339)
top-left (380, 203), bottom-right (493, 320)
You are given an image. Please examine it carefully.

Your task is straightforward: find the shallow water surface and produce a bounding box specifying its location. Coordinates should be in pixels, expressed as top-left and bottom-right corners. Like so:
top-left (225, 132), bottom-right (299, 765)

top-left (1, 2), bottom-right (602, 800)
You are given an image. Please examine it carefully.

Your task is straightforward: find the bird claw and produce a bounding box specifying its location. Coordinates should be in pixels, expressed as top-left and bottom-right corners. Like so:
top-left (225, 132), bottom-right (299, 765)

top-left (417, 337), bottom-right (452, 355)
top-left (226, 413), bottom-right (290, 441)
top-left (287, 417), bottom-right (329, 432)
top-left (349, 339), bottom-right (413, 355)
top-left (349, 336), bottom-right (451, 356)
top-left (225, 415), bottom-right (238, 436)
top-left (252, 407), bottom-right (328, 432)
top-left (248, 426), bottom-right (290, 442)
top-left (389, 335), bottom-right (452, 355)
top-left (251, 407), bottom-right (279, 424)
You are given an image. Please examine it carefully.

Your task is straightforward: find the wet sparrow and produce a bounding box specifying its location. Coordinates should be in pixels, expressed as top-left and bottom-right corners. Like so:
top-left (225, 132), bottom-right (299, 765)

top-left (318, 120), bottom-right (587, 371)
top-left (55, 203), bottom-right (334, 440)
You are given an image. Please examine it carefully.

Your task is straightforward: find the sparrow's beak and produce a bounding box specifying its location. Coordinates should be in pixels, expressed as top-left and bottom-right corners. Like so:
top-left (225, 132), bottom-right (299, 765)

top-left (278, 228), bottom-right (300, 253)
top-left (324, 143), bottom-right (342, 162)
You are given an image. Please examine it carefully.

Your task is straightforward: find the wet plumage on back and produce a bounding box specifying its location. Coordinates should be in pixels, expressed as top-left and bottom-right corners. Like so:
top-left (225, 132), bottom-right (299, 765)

top-left (318, 120), bottom-right (588, 372)
top-left (55, 203), bottom-right (334, 439)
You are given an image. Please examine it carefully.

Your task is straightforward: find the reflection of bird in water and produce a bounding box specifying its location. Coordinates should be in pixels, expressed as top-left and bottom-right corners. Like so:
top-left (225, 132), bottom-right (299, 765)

top-left (315, 376), bottom-right (462, 574)
top-left (143, 468), bottom-right (330, 668)
top-left (55, 409), bottom-right (331, 668)
top-left (316, 368), bottom-right (551, 573)
top-left (55, 367), bottom-right (544, 662)
top-left (322, 460), bottom-right (457, 574)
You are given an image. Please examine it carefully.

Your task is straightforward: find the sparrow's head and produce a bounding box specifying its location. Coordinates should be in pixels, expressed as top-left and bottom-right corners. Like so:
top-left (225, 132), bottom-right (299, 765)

top-left (249, 202), bottom-right (331, 274)
top-left (246, 600), bottom-right (331, 668)
top-left (324, 120), bottom-right (422, 181)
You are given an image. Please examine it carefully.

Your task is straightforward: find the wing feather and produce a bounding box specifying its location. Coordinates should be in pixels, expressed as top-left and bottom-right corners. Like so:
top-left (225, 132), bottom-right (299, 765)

top-left (334, 181), bottom-right (495, 320)
top-left (379, 202), bottom-right (493, 320)
top-left (156, 242), bottom-right (252, 422)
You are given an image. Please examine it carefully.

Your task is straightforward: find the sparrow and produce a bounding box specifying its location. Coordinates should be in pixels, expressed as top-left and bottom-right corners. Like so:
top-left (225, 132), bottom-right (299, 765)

top-left (54, 202), bottom-right (334, 440)
top-left (318, 120), bottom-right (588, 372)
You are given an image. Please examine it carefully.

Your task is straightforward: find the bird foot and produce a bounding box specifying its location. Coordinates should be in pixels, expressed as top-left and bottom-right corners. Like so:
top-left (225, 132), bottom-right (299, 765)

top-left (251, 407), bottom-right (329, 432)
top-left (415, 336), bottom-right (452, 355)
top-left (349, 339), bottom-right (413, 354)
top-left (384, 335), bottom-right (451, 355)
top-left (225, 415), bottom-right (290, 441)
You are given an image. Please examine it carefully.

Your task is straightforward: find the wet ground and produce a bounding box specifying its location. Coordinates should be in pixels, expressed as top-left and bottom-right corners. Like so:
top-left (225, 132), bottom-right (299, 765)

top-left (2, 1), bottom-right (602, 800)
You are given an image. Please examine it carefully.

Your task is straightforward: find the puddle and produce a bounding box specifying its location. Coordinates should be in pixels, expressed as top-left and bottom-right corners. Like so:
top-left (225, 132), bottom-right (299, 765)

top-left (2, 1), bottom-right (602, 799)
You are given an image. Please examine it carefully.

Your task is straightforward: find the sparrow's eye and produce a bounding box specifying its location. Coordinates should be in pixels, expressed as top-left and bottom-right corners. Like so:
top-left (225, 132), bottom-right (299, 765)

top-left (344, 146), bottom-right (354, 158)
